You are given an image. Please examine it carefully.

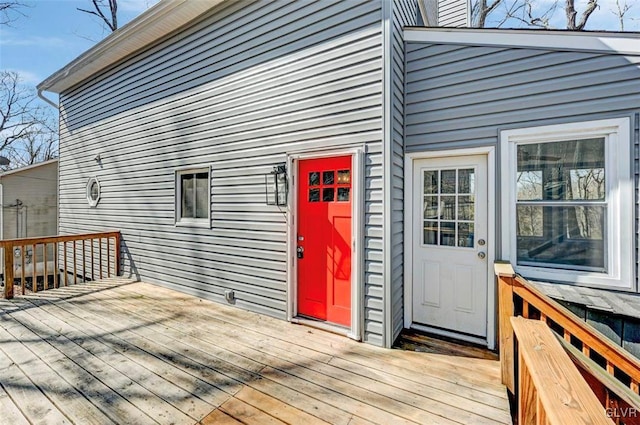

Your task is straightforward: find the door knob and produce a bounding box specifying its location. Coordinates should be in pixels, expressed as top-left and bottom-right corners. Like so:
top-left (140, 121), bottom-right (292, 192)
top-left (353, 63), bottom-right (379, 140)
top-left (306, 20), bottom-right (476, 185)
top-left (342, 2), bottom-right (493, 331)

top-left (477, 252), bottom-right (486, 259)
top-left (296, 246), bottom-right (304, 259)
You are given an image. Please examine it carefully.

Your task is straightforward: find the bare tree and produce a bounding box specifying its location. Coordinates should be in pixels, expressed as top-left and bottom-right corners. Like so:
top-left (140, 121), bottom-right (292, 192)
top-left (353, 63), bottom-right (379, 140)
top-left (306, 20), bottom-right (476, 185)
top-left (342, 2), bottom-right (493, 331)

top-left (565, 0), bottom-right (599, 30)
top-left (3, 116), bottom-right (58, 168)
top-left (0, 1), bottom-right (27, 26)
top-left (4, 134), bottom-right (57, 168)
top-left (78, 0), bottom-right (118, 32)
top-left (612, 0), bottom-right (632, 31)
top-left (0, 71), bottom-right (58, 169)
top-left (472, 0), bottom-right (603, 29)
top-left (495, 0), bottom-right (559, 28)
top-left (472, 0), bottom-right (504, 28)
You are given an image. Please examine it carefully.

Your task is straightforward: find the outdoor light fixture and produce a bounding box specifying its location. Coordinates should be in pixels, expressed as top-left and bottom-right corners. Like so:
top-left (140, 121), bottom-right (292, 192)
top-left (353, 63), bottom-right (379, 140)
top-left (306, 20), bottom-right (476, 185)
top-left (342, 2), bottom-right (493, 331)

top-left (265, 163), bottom-right (287, 206)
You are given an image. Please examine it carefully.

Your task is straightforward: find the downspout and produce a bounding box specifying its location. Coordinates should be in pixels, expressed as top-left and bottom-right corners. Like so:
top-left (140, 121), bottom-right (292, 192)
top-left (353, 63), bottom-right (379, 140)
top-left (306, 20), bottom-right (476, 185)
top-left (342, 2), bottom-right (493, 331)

top-left (37, 89), bottom-right (59, 108)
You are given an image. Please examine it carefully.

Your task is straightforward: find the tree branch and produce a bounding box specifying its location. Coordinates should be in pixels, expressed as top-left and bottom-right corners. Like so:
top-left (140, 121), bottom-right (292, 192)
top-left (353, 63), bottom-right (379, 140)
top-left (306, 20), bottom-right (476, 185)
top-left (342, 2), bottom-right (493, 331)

top-left (77, 0), bottom-right (117, 32)
top-left (575, 0), bottom-right (598, 30)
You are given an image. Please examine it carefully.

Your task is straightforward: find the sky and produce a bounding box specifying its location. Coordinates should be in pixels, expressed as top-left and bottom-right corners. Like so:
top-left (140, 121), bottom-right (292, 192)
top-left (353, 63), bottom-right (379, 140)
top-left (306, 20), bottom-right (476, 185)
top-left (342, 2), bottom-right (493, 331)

top-left (0, 0), bottom-right (638, 101)
top-left (0, 0), bottom-right (159, 94)
top-left (482, 0), bottom-right (640, 30)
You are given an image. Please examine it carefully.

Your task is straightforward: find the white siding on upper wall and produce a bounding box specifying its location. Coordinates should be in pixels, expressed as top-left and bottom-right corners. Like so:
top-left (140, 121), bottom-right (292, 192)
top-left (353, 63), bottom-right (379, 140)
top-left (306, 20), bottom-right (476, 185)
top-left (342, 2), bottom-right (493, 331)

top-left (59, 0), bottom-right (387, 344)
top-left (438, 0), bottom-right (468, 27)
top-left (404, 41), bottom-right (640, 290)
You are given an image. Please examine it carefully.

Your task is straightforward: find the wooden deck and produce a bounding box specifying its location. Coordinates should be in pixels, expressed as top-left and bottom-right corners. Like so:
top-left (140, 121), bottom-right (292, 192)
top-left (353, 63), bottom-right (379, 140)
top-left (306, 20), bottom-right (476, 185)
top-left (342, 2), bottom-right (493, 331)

top-left (0, 278), bottom-right (511, 425)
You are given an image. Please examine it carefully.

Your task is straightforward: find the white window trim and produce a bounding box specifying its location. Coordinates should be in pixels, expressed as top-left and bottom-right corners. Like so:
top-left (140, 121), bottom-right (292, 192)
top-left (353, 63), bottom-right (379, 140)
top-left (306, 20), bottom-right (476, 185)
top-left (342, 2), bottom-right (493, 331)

top-left (175, 167), bottom-right (211, 228)
top-left (500, 118), bottom-right (633, 290)
top-left (86, 176), bottom-right (101, 208)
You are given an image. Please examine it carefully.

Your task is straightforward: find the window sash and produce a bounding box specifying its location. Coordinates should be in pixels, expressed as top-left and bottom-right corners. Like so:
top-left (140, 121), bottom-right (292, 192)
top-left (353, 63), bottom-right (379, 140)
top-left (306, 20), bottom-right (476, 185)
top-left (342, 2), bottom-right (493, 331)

top-left (500, 118), bottom-right (633, 290)
top-left (177, 170), bottom-right (209, 223)
top-left (516, 201), bottom-right (606, 207)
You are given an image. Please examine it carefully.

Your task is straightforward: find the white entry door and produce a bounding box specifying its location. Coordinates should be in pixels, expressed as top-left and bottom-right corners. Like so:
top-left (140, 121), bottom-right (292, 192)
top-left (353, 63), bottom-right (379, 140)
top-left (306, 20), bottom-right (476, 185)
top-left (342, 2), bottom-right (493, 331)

top-left (412, 155), bottom-right (489, 339)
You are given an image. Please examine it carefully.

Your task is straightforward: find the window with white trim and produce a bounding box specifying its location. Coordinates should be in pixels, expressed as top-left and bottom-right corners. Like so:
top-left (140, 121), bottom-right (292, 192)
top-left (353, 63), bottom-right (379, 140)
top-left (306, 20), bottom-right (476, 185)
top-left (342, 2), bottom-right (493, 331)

top-left (500, 118), bottom-right (633, 289)
top-left (176, 168), bottom-right (210, 227)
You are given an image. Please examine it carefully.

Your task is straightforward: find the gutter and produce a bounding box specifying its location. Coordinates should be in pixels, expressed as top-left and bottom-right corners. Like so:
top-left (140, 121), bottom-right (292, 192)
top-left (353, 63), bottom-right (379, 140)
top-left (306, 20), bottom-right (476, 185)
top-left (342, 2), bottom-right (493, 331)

top-left (38, 89), bottom-right (58, 109)
top-left (37, 0), bottom-right (222, 95)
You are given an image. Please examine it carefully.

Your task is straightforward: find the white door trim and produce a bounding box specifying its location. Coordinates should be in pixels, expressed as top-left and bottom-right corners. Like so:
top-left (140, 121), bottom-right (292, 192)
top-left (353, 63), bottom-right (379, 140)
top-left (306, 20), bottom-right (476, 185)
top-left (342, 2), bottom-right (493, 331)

top-left (286, 147), bottom-right (365, 341)
top-left (404, 147), bottom-right (496, 349)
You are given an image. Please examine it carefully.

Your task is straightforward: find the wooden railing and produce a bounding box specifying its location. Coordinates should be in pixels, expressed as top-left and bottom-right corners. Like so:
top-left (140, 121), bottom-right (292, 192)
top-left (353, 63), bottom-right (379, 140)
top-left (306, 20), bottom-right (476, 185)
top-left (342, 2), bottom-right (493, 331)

top-left (512, 317), bottom-right (613, 425)
top-left (496, 262), bottom-right (640, 424)
top-left (2, 231), bottom-right (121, 299)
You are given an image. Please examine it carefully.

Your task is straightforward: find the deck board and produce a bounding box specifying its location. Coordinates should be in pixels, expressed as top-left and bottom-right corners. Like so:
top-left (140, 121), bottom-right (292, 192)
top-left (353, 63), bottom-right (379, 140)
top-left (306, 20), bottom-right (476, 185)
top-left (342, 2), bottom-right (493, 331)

top-left (0, 279), bottom-right (511, 424)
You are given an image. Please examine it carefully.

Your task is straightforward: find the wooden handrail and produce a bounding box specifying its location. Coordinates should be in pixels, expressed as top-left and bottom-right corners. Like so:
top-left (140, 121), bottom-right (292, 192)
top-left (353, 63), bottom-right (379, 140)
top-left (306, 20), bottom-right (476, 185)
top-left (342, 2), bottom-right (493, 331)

top-left (512, 317), bottom-right (613, 425)
top-left (496, 262), bottom-right (640, 423)
top-left (0, 231), bottom-right (119, 247)
top-left (3, 231), bottom-right (121, 299)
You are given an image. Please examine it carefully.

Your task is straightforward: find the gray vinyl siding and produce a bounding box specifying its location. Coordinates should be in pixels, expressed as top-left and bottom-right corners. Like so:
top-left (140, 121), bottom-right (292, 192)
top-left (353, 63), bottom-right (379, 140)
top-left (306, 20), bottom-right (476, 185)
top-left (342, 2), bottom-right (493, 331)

top-left (58, 0), bottom-right (386, 344)
top-left (437, 0), bottom-right (468, 27)
top-left (390, 0), bottom-right (418, 344)
top-left (405, 42), bottom-right (640, 290)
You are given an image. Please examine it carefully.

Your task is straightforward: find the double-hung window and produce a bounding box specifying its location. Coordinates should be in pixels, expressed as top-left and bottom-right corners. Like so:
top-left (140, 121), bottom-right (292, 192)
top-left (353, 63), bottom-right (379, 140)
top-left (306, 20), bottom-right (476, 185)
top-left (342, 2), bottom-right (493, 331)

top-left (176, 168), bottom-right (210, 227)
top-left (500, 118), bottom-right (633, 289)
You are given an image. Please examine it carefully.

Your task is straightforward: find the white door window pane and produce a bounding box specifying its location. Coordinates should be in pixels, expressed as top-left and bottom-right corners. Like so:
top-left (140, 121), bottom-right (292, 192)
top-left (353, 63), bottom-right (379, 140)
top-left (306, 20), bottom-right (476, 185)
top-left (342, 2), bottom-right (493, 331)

top-left (458, 169), bottom-right (474, 194)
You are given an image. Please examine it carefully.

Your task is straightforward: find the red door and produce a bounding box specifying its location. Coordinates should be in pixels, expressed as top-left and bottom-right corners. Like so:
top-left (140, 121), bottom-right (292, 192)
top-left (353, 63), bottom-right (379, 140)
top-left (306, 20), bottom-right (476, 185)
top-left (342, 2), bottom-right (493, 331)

top-left (297, 156), bottom-right (352, 327)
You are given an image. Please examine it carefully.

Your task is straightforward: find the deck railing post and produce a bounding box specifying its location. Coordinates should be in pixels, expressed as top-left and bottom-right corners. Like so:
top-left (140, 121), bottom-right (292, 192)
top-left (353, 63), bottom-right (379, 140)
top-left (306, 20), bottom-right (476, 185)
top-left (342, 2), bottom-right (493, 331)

top-left (494, 262), bottom-right (516, 394)
top-left (115, 232), bottom-right (121, 277)
top-left (3, 243), bottom-right (13, 299)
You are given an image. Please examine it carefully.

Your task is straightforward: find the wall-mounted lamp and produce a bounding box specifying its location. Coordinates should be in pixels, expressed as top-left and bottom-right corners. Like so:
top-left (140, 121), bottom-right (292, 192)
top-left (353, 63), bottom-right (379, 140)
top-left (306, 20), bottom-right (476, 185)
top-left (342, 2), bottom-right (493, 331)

top-left (265, 163), bottom-right (287, 206)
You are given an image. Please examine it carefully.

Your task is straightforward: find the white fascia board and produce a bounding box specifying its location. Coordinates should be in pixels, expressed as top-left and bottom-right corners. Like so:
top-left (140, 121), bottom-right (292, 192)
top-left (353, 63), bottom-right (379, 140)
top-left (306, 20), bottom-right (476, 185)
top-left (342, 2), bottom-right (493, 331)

top-left (0, 159), bottom-right (59, 178)
top-left (404, 28), bottom-right (640, 55)
top-left (38, 0), bottom-right (224, 94)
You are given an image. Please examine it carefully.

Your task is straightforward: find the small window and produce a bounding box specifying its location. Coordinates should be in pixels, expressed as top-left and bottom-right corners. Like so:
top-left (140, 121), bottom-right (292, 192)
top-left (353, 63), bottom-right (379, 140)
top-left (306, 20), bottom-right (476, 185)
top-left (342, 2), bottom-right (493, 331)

top-left (86, 177), bottom-right (101, 207)
top-left (337, 187), bottom-right (350, 202)
top-left (309, 188), bottom-right (320, 202)
top-left (176, 168), bottom-right (210, 227)
top-left (322, 188), bottom-right (334, 202)
top-left (309, 172), bottom-right (320, 186)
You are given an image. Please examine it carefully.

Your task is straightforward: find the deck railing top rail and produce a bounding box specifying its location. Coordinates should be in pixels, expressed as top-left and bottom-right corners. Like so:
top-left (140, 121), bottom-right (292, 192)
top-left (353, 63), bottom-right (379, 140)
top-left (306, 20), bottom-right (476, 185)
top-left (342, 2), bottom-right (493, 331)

top-left (0, 231), bottom-right (120, 247)
top-left (512, 316), bottom-right (614, 425)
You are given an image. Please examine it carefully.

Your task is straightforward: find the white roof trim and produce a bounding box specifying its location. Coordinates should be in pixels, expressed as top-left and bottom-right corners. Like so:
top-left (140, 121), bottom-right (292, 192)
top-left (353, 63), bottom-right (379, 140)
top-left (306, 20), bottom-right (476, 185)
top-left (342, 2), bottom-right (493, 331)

top-left (38, 0), bottom-right (223, 94)
top-left (404, 28), bottom-right (640, 55)
top-left (0, 159), bottom-right (58, 178)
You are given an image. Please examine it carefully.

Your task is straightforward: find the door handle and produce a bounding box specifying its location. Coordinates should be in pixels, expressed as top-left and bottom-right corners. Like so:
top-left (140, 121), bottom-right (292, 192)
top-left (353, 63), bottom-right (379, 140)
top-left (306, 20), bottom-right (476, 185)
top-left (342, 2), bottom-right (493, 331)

top-left (297, 246), bottom-right (304, 259)
top-left (477, 252), bottom-right (486, 259)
